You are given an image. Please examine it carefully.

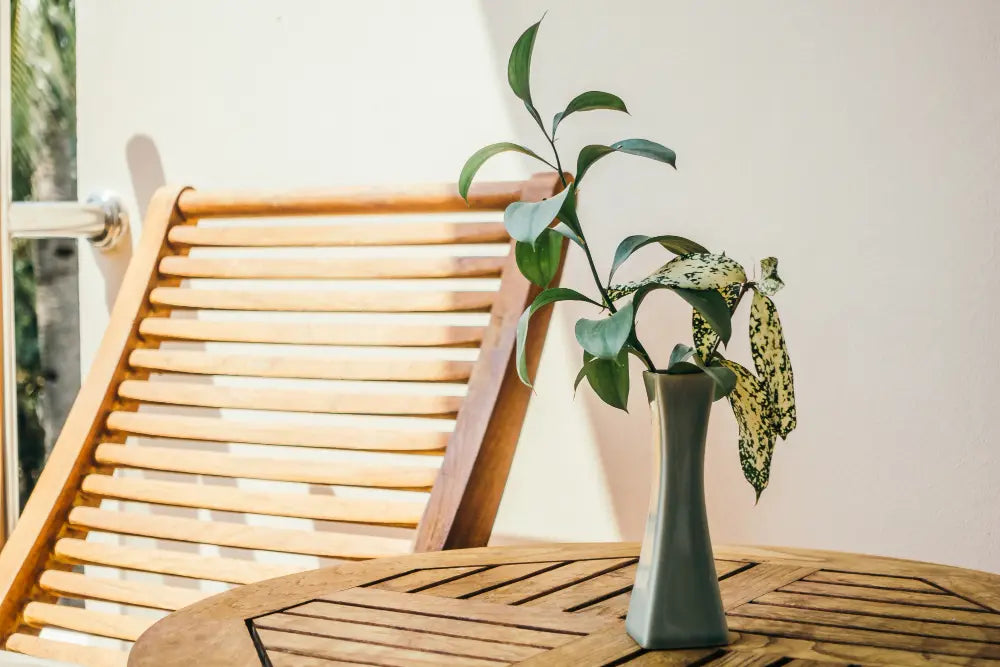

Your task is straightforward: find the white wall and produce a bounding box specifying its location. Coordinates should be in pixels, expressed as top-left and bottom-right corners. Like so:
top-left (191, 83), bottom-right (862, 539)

top-left (77, 0), bottom-right (1000, 573)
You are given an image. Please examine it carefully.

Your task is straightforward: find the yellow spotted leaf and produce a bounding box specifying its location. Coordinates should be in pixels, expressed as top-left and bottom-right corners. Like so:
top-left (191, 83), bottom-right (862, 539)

top-left (720, 359), bottom-right (777, 500)
top-left (750, 291), bottom-right (797, 438)
top-left (607, 253), bottom-right (747, 301)
top-left (693, 283), bottom-right (742, 360)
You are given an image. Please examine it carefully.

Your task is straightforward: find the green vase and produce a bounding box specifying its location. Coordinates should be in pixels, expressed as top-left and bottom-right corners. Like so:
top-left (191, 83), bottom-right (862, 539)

top-left (625, 371), bottom-right (730, 649)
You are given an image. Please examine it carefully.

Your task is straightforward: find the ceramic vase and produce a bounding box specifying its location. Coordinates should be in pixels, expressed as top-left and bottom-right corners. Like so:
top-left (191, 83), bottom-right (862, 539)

top-left (625, 371), bottom-right (730, 649)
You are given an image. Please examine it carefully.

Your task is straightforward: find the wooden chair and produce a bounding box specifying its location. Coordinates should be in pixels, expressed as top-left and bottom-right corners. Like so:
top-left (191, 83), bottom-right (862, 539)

top-left (0, 173), bottom-right (565, 666)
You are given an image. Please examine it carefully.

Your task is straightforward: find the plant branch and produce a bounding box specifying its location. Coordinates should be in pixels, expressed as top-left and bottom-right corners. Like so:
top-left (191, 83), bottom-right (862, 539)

top-left (543, 127), bottom-right (656, 372)
top-left (705, 282), bottom-right (753, 363)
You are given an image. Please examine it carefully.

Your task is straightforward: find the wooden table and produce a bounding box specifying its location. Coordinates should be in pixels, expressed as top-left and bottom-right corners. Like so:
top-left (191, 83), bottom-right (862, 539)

top-left (129, 543), bottom-right (1000, 666)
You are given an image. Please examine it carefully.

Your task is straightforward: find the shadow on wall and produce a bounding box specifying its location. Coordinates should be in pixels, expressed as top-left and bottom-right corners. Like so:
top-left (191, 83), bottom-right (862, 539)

top-left (477, 1), bottom-right (652, 540)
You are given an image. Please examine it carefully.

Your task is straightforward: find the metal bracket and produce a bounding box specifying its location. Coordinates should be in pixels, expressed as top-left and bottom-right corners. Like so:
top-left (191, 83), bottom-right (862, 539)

top-left (7, 192), bottom-right (130, 250)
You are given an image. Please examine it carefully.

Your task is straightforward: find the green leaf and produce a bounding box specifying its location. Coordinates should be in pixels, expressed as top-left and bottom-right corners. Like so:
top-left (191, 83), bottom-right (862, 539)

top-left (508, 19), bottom-right (541, 106)
top-left (575, 145), bottom-right (617, 183)
top-left (693, 283), bottom-right (742, 360)
top-left (611, 138), bottom-right (677, 166)
top-left (458, 142), bottom-right (548, 201)
top-left (575, 138), bottom-right (677, 185)
top-left (579, 349), bottom-right (631, 411)
top-left (551, 221), bottom-right (584, 247)
top-left (750, 290), bottom-right (797, 438)
top-left (503, 187), bottom-right (571, 244)
top-left (552, 91), bottom-right (628, 134)
top-left (609, 253), bottom-right (747, 301)
top-left (672, 288), bottom-right (732, 347)
top-left (515, 229), bottom-right (562, 287)
top-left (517, 287), bottom-right (601, 386)
top-left (667, 343), bottom-right (694, 368)
top-left (555, 184), bottom-right (582, 234)
top-left (608, 235), bottom-right (711, 282)
top-left (701, 361), bottom-right (738, 401)
top-left (574, 300), bottom-right (635, 360)
top-left (757, 256), bottom-right (785, 296)
top-left (720, 359), bottom-right (778, 501)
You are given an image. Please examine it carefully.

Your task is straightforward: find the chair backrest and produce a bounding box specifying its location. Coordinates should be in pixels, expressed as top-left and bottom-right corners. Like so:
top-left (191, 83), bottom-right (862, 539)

top-left (0, 173), bottom-right (564, 666)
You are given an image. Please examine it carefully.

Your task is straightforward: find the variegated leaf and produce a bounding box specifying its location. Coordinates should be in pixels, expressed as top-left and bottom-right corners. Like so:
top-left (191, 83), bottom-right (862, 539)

top-left (693, 283), bottom-right (742, 360)
top-left (607, 253), bottom-right (747, 301)
top-left (721, 360), bottom-right (777, 500)
top-left (750, 290), bottom-right (797, 438)
top-left (757, 256), bottom-right (784, 296)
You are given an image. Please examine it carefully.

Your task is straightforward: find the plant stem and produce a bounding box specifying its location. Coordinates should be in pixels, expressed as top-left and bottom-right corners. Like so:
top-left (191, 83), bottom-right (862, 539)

top-left (705, 282), bottom-right (753, 363)
top-left (544, 130), bottom-right (657, 372)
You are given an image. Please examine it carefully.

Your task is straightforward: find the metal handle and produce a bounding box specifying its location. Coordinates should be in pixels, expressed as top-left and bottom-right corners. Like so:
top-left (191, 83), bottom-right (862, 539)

top-left (7, 192), bottom-right (129, 249)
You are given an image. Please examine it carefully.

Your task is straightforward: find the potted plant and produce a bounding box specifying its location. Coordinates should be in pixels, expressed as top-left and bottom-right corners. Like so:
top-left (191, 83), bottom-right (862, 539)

top-left (459, 17), bottom-right (797, 650)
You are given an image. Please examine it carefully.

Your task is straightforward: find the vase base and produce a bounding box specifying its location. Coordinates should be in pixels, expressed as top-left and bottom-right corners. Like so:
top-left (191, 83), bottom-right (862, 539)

top-left (625, 617), bottom-right (732, 651)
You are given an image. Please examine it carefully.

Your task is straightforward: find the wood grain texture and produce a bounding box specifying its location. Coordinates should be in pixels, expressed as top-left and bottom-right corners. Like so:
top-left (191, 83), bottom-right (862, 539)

top-left (0, 177), bottom-right (557, 665)
top-left (127, 543), bottom-right (1000, 667)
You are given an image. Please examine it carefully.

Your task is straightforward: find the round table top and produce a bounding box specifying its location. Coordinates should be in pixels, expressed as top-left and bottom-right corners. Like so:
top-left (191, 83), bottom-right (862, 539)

top-left (129, 543), bottom-right (1000, 666)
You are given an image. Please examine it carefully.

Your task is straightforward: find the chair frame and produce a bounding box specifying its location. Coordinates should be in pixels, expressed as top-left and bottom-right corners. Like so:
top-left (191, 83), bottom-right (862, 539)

top-left (0, 173), bottom-right (565, 650)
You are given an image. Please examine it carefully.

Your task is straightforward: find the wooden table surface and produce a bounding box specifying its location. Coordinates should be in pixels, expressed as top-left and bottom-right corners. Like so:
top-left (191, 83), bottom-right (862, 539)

top-left (129, 543), bottom-right (1000, 666)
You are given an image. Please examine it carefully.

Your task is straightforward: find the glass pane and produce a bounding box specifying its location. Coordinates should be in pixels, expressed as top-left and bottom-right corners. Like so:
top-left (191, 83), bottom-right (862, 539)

top-left (10, 0), bottom-right (78, 510)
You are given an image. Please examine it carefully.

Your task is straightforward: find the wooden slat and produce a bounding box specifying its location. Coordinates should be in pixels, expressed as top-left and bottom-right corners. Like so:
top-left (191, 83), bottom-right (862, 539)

top-left (53, 537), bottom-right (300, 584)
top-left (735, 632), bottom-right (991, 667)
top-left (322, 587), bottom-right (611, 635)
top-left (732, 601), bottom-right (1000, 644)
top-left (620, 647), bottom-right (724, 665)
top-left (149, 286), bottom-right (495, 313)
top-left (780, 580), bottom-right (986, 610)
top-left (81, 474), bottom-right (426, 526)
top-left (174, 180), bottom-right (523, 218)
top-left (128, 348), bottom-right (474, 382)
top-left (68, 506), bottom-right (411, 559)
top-left (268, 654), bottom-right (362, 667)
top-left (6, 633), bottom-right (129, 667)
top-left (726, 614), bottom-right (1000, 660)
top-left (804, 570), bottom-right (943, 593)
top-left (256, 612), bottom-right (544, 662)
top-left (286, 600), bottom-right (576, 649)
top-left (754, 591), bottom-right (1000, 628)
top-left (374, 566), bottom-right (491, 593)
top-left (160, 255), bottom-right (506, 279)
top-left (117, 379), bottom-right (462, 416)
top-left (94, 443), bottom-right (438, 489)
top-left (719, 564), bottom-right (819, 610)
top-left (139, 317), bottom-right (486, 347)
top-left (105, 411), bottom-right (450, 451)
top-left (23, 600), bottom-right (154, 641)
top-left (169, 222), bottom-right (507, 248)
top-left (38, 569), bottom-right (208, 611)
top-left (414, 561), bottom-right (564, 598)
top-left (256, 627), bottom-right (501, 667)
top-left (473, 559), bottom-right (636, 606)
top-left (528, 563), bottom-right (638, 611)
top-left (511, 622), bottom-right (641, 667)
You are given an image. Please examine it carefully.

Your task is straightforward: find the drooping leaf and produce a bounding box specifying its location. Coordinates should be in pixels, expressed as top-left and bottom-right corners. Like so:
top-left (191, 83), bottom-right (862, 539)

top-left (552, 91), bottom-right (628, 134)
top-left (750, 290), bottom-right (797, 438)
top-left (575, 300), bottom-right (635, 360)
top-left (630, 282), bottom-right (733, 349)
top-left (609, 235), bottom-right (710, 282)
top-left (670, 349), bottom-right (737, 400)
top-left (575, 145), bottom-right (617, 183)
top-left (608, 253), bottom-right (747, 301)
top-left (515, 229), bottom-right (563, 287)
top-left (459, 143), bottom-right (548, 201)
top-left (757, 256), bottom-right (785, 296)
top-left (503, 187), bottom-right (571, 244)
top-left (577, 349), bottom-right (631, 411)
top-left (701, 361), bottom-right (738, 400)
top-left (693, 283), bottom-right (742, 360)
top-left (516, 287), bottom-right (601, 386)
top-left (672, 288), bottom-right (732, 347)
top-left (720, 360), bottom-right (778, 500)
